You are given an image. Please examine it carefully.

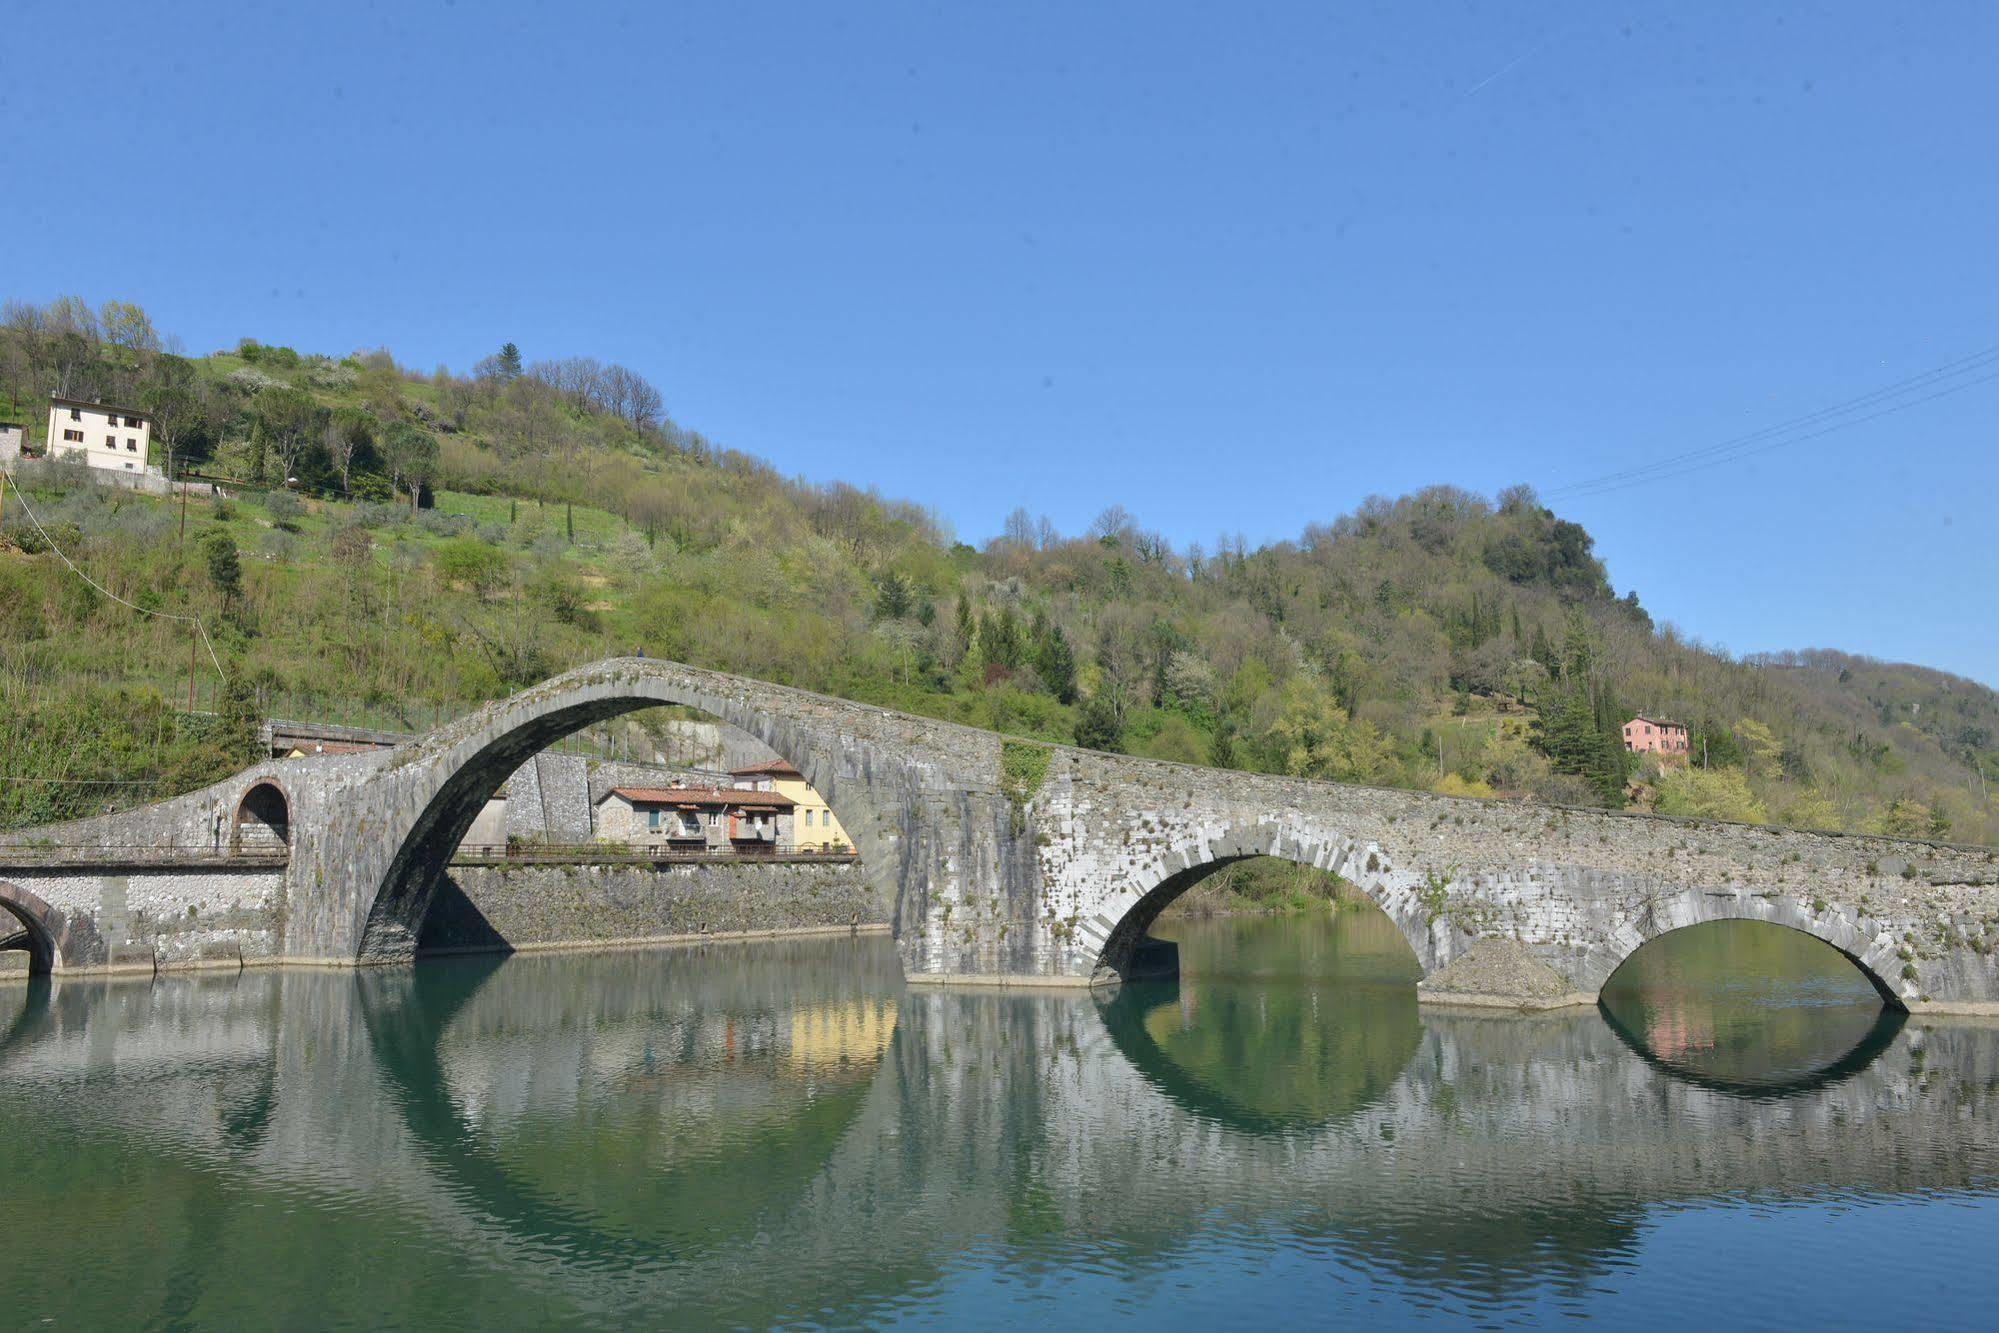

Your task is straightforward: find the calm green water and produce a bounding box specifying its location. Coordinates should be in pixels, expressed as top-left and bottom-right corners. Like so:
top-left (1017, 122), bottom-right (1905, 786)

top-left (4, 914), bottom-right (1997, 1328)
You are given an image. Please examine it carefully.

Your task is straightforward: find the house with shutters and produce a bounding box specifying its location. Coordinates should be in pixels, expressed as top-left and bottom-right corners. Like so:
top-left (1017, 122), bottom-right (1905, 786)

top-left (46, 395), bottom-right (156, 477)
top-left (593, 781), bottom-right (795, 853)
top-left (1621, 714), bottom-right (1690, 757)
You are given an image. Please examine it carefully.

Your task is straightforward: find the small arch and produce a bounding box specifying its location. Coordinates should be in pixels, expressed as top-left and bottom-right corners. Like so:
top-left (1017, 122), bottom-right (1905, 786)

top-left (1589, 901), bottom-right (1906, 1012)
top-left (1087, 825), bottom-right (1430, 985)
top-left (0, 881), bottom-right (64, 976)
top-left (234, 780), bottom-right (291, 851)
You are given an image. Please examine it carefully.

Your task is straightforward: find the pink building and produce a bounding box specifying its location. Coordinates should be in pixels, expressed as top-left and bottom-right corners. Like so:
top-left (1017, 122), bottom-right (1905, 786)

top-left (1622, 715), bottom-right (1689, 756)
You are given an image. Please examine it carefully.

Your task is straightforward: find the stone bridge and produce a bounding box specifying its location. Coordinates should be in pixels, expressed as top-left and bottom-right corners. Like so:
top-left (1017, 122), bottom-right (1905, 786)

top-left (8, 657), bottom-right (1999, 1010)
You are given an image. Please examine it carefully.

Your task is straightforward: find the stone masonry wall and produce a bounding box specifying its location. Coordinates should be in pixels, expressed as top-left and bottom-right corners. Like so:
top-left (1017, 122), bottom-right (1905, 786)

top-left (421, 859), bottom-right (882, 954)
top-left (1, 867), bottom-right (286, 971)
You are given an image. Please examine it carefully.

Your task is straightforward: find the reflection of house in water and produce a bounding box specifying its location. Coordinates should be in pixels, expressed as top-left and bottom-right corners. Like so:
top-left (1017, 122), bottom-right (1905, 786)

top-left (785, 1000), bottom-right (897, 1074)
top-left (1644, 1009), bottom-right (1716, 1061)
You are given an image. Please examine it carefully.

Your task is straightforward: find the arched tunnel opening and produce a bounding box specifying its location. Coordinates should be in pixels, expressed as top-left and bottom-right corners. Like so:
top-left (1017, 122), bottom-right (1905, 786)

top-left (397, 702), bottom-right (874, 961)
top-left (234, 781), bottom-right (291, 850)
top-left (0, 885), bottom-right (59, 979)
top-left (1597, 919), bottom-right (1905, 1096)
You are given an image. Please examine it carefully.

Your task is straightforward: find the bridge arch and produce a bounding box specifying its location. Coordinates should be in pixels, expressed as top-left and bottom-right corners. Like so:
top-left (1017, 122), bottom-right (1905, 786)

top-left (1586, 896), bottom-right (1906, 1010)
top-left (234, 779), bottom-right (292, 850)
top-left (1084, 822), bottom-right (1434, 985)
top-left (0, 881), bottom-right (65, 976)
top-left (355, 660), bottom-right (885, 960)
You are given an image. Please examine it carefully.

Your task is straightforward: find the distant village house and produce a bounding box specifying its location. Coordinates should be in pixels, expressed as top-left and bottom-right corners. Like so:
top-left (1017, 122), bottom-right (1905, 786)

top-left (1622, 714), bottom-right (1689, 756)
top-left (46, 395), bottom-right (155, 477)
top-left (595, 781), bottom-right (795, 853)
top-left (730, 760), bottom-right (853, 853)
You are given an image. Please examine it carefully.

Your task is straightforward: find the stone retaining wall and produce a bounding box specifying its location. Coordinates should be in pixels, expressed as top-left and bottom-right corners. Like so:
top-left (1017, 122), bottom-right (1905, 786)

top-left (421, 859), bottom-right (883, 954)
top-left (1, 866), bottom-right (285, 972)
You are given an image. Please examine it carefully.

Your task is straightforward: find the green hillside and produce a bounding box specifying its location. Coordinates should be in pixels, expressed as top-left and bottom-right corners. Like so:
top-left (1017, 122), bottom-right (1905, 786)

top-left (2, 296), bottom-right (1995, 842)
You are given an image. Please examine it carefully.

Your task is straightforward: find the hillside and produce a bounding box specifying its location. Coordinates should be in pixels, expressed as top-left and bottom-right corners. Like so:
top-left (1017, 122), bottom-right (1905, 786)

top-left (2, 295), bottom-right (1995, 843)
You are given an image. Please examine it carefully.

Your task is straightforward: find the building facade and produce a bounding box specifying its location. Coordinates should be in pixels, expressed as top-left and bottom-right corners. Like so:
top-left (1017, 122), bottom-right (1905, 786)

top-left (594, 782), bottom-right (795, 853)
top-left (1622, 715), bottom-right (1690, 757)
top-left (46, 396), bottom-right (154, 476)
top-left (0, 420), bottom-right (25, 464)
top-left (731, 760), bottom-right (854, 852)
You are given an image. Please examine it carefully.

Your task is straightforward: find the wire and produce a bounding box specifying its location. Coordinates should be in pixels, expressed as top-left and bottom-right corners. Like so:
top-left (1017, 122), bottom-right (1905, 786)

top-left (1554, 366), bottom-right (1999, 501)
top-left (1544, 342), bottom-right (1999, 500)
top-left (0, 465), bottom-right (227, 683)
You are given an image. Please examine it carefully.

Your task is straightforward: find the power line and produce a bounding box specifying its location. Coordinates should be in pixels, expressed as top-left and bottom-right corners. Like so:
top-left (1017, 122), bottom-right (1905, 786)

top-left (0, 465), bottom-right (227, 683)
top-left (1543, 342), bottom-right (1999, 501)
top-left (1554, 366), bottom-right (1999, 501)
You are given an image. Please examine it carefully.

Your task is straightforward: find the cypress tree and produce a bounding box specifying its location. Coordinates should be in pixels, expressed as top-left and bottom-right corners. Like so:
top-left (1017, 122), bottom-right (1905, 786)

top-left (1036, 623), bottom-right (1077, 704)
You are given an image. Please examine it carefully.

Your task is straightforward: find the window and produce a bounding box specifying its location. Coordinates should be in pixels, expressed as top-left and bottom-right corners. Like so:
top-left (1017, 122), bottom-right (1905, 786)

top-left (124, 462), bottom-right (134, 470)
top-left (106, 435), bottom-right (117, 447)
top-left (63, 428), bottom-right (83, 442)
top-left (69, 408), bottom-right (80, 421)
top-left (647, 808), bottom-right (660, 830)
top-left (126, 416), bottom-right (142, 428)
top-left (126, 439), bottom-right (138, 451)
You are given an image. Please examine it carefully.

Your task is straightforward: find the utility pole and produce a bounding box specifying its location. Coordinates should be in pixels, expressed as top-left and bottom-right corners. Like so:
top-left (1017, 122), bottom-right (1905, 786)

top-left (176, 451), bottom-right (189, 540)
top-left (187, 617), bottom-right (198, 714)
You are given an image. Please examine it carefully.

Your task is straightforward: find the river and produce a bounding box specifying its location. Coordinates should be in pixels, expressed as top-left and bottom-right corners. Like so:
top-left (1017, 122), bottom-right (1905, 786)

top-left (3, 912), bottom-right (1995, 1327)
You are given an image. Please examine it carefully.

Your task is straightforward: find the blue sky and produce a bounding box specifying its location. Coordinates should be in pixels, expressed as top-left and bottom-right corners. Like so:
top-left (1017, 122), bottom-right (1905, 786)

top-left (4, 2), bottom-right (1994, 684)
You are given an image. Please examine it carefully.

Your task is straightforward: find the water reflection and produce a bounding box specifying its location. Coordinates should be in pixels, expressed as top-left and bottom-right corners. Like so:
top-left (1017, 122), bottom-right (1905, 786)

top-left (1100, 913), bottom-right (1422, 1134)
top-left (0, 927), bottom-right (1995, 1326)
top-left (1598, 919), bottom-right (1904, 1098)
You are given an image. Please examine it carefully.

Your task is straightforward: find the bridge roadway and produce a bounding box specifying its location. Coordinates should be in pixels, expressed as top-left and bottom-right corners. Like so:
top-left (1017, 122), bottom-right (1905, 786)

top-left (5, 657), bottom-right (1999, 1009)
top-left (0, 951), bottom-right (1995, 1325)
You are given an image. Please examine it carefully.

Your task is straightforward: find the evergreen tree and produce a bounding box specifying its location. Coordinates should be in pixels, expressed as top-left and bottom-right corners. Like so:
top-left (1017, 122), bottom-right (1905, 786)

top-left (498, 342), bottom-right (523, 381)
top-left (1035, 622), bottom-right (1077, 704)
top-left (952, 597), bottom-right (974, 662)
top-left (199, 528), bottom-right (241, 608)
top-left (1209, 714), bottom-right (1239, 768)
top-left (1074, 690), bottom-right (1125, 752)
top-left (985, 606), bottom-right (1023, 669)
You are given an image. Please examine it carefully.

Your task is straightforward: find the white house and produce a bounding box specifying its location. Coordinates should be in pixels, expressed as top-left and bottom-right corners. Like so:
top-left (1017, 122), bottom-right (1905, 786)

top-left (46, 395), bottom-right (155, 476)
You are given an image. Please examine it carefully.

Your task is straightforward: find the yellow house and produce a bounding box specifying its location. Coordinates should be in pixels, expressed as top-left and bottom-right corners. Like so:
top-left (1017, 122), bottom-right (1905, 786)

top-left (731, 760), bottom-right (852, 852)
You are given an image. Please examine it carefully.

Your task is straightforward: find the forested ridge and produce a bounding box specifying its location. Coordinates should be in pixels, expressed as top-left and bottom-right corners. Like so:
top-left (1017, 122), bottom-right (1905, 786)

top-left (2, 296), bottom-right (1995, 843)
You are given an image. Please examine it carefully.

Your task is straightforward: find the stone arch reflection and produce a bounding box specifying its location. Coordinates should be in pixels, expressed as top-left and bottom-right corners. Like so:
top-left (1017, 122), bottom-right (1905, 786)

top-left (1094, 908), bottom-right (1424, 1136)
top-left (1597, 918), bottom-right (1903, 1097)
top-left (359, 935), bottom-right (902, 1259)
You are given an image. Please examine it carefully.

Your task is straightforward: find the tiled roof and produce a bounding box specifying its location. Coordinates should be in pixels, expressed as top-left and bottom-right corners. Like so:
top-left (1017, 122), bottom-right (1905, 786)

top-left (604, 785), bottom-right (795, 809)
top-left (1626, 714), bottom-right (1686, 729)
top-left (729, 759), bottom-right (803, 777)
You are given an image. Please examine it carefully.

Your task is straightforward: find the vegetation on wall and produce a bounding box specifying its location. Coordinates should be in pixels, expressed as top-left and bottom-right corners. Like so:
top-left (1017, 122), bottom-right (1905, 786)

top-left (2, 295), bottom-right (1994, 844)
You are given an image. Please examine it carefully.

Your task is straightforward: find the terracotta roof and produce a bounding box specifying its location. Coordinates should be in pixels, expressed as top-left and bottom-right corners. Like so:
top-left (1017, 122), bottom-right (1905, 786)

top-left (48, 394), bottom-right (149, 420)
top-left (603, 785), bottom-right (795, 809)
top-left (1626, 714), bottom-right (1686, 729)
top-left (729, 759), bottom-right (803, 778)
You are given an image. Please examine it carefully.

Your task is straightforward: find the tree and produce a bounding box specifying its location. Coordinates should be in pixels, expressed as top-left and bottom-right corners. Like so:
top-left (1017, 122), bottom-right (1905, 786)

top-left (323, 409), bottom-right (373, 495)
top-left (948, 596), bottom-right (975, 666)
top-left (379, 422), bottom-right (438, 510)
top-left (258, 388), bottom-right (323, 486)
top-left (199, 529), bottom-right (241, 608)
top-left (498, 342), bottom-right (523, 381)
top-left (1035, 621), bottom-right (1078, 704)
top-left (874, 571), bottom-right (914, 620)
top-left (1654, 767), bottom-right (1765, 823)
top-left (1074, 690), bottom-right (1125, 752)
top-left (140, 383), bottom-right (199, 480)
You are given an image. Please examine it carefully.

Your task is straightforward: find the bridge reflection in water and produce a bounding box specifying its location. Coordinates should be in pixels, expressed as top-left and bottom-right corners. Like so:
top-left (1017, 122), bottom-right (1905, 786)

top-left (1, 924), bottom-right (1996, 1327)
